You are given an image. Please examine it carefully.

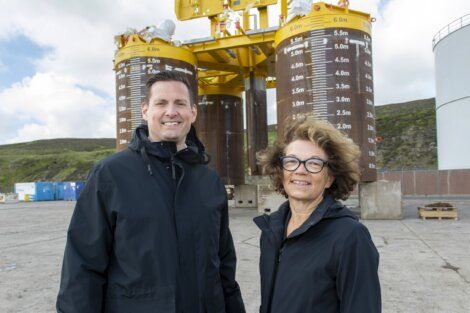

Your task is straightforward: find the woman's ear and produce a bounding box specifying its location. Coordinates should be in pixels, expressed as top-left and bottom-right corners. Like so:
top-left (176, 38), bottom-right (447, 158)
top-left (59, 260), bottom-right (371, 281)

top-left (326, 174), bottom-right (335, 189)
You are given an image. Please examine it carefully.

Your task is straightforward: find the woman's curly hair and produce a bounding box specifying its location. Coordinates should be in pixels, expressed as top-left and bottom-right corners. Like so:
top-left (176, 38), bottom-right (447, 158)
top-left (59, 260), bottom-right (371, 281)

top-left (257, 117), bottom-right (361, 200)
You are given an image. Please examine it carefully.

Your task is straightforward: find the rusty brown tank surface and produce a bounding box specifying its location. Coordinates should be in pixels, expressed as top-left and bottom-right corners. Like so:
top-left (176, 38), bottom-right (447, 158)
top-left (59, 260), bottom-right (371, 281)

top-left (275, 3), bottom-right (377, 182)
top-left (245, 72), bottom-right (268, 176)
top-left (195, 92), bottom-right (245, 185)
top-left (114, 35), bottom-right (197, 151)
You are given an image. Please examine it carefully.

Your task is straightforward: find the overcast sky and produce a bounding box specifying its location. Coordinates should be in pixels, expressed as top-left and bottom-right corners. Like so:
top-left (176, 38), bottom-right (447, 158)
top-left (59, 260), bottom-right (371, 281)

top-left (0, 0), bottom-right (469, 144)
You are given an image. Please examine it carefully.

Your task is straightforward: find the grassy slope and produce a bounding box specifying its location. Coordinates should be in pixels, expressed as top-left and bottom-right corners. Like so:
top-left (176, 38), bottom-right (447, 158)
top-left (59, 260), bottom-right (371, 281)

top-left (0, 139), bottom-right (116, 192)
top-left (265, 98), bottom-right (436, 170)
top-left (374, 98), bottom-right (437, 170)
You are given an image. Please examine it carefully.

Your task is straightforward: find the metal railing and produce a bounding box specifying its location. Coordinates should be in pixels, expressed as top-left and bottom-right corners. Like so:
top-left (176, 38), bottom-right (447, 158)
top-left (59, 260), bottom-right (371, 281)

top-left (432, 13), bottom-right (470, 50)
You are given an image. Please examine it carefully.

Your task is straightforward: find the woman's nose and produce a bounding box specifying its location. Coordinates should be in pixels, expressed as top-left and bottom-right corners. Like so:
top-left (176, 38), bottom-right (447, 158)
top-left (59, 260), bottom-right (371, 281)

top-left (294, 161), bottom-right (308, 174)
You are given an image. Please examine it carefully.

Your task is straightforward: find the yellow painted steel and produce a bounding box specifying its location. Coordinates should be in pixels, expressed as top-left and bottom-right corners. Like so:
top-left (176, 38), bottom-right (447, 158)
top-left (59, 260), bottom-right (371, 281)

top-left (114, 35), bottom-right (197, 68)
top-left (175, 0), bottom-right (278, 21)
top-left (259, 7), bottom-right (269, 29)
top-left (185, 27), bottom-right (276, 78)
top-left (198, 70), bottom-right (239, 86)
top-left (210, 17), bottom-right (218, 36)
top-left (173, 0), bottom-right (283, 90)
top-left (184, 27), bottom-right (276, 81)
top-left (139, 1), bottom-right (373, 91)
top-left (280, 0), bottom-right (288, 22)
top-left (243, 11), bottom-right (250, 31)
top-left (196, 48), bottom-right (269, 68)
top-left (186, 31), bottom-right (276, 53)
top-left (198, 69), bottom-right (235, 79)
top-left (274, 2), bottom-right (372, 46)
top-left (198, 84), bottom-right (243, 97)
top-left (266, 77), bottom-right (276, 89)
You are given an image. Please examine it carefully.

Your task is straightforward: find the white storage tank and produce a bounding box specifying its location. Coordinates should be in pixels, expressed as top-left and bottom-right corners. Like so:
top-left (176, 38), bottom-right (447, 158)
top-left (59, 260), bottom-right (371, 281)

top-left (433, 14), bottom-right (470, 170)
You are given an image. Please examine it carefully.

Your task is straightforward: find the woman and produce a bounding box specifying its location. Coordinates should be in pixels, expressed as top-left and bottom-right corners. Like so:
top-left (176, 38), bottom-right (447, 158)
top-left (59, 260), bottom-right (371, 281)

top-left (254, 118), bottom-right (381, 313)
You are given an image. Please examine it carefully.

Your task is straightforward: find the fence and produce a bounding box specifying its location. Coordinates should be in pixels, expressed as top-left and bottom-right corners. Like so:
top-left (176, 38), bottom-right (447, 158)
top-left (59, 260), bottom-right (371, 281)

top-left (432, 13), bottom-right (470, 49)
top-left (378, 169), bottom-right (470, 196)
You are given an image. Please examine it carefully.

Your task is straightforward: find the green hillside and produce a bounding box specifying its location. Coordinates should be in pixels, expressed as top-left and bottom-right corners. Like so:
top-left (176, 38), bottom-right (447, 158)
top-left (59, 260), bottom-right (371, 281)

top-left (0, 98), bottom-right (437, 192)
top-left (0, 139), bottom-right (116, 192)
top-left (375, 98), bottom-right (437, 170)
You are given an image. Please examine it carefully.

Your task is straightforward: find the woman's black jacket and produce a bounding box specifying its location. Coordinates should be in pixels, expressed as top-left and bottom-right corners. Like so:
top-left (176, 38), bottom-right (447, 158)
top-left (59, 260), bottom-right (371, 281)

top-left (254, 195), bottom-right (381, 313)
top-left (56, 125), bottom-right (245, 313)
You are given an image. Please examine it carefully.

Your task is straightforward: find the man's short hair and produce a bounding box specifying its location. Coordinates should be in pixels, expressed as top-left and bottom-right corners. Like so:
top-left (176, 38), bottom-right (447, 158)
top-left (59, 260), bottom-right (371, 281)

top-left (145, 71), bottom-right (195, 106)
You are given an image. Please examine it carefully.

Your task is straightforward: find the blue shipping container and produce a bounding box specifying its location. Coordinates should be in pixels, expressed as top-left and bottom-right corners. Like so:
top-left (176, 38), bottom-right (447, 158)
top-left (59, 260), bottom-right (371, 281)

top-left (75, 182), bottom-right (85, 199)
top-left (64, 182), bottom-right (86, 201)
top-left (53, 182), bottom-right (65, 200)
top-left (34, 182), bottom-right (55, 201)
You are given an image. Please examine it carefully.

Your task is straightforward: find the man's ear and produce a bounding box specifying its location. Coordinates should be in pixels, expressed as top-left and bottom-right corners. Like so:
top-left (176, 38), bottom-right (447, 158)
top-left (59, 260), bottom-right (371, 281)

top-left (141, 102), bottom-right (148, 121)
top-left (191, 104), bottom-right (197, 123)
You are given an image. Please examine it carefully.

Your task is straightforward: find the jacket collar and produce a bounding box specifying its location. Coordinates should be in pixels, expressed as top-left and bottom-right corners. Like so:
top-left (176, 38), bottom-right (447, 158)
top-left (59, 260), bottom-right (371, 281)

top-left (286, 195), bottom-right (335, 238)
top-left (128, 124), bottom-right (209, 177)
top-left (254, 201), bottom-right (290, 245)
top-left (128, 124), bottom-right (208, 164)
top-left (254, 195), bottom-right (357, 242)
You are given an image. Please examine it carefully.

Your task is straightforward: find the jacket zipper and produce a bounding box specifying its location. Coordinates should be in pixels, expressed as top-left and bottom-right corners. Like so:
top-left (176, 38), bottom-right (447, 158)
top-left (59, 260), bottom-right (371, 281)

top-left (262, 214), bottom-right (287, 313)
top-left (170, 155), bottom-right (177, 180)
top-left (266, 242), bottom-right (286, 313)
top-left (172, 155), bottom-right (186, 312)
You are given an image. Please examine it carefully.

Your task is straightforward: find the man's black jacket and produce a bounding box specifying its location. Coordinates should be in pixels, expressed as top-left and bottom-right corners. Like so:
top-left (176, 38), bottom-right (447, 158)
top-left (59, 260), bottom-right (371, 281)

top-left (57, 125), bottom-right (245, 313)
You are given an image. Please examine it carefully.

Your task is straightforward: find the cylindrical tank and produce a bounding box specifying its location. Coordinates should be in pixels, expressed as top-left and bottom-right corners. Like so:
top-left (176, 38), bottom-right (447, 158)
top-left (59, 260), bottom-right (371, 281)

top-left (433, 15), bottom-right (470, 170)
top-left (114, 34), bottom-right (198, 151)
top-left (195, 86), bottom-right (245, 185)
top-left (275, 2), bottom-right (377, 181)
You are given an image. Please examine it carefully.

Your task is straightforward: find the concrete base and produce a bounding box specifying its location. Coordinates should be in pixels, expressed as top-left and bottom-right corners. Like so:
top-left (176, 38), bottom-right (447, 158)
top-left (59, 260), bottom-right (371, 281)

top-left (244, 175), bottom-right (271, 186)
top-left (0, 193), bottom-right (19, 204)
top-left (359, 180), bottom-right (402, 219)
top-left (234, 184), bottom-right (258, 208)
top-left (257, 185), bottom-right (286, 214)
top-left (245, 176), bottom-right (286, 213)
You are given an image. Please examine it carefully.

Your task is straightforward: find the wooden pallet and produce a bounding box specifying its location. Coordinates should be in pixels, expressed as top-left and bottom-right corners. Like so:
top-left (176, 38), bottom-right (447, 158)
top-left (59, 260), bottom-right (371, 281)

top-left (418, 207), bottom-right (458, 220)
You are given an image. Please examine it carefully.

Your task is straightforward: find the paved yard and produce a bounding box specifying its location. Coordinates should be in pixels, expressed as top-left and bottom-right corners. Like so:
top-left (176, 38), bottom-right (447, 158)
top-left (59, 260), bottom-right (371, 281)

top-left (1, 197), bottom-right (469, 312)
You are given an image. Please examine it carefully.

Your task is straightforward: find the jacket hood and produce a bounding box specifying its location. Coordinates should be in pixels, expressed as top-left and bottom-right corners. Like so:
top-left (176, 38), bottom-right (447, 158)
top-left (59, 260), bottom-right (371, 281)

top-left (128, 124), bottom-right (210, 163)
top-left (254, 195), bottom-right (357, 239)
top-left (128, 124), bottom-right (210, 177)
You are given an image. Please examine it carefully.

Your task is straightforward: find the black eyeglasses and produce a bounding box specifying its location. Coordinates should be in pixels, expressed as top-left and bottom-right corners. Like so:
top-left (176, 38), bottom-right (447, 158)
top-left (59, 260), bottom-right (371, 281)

top-left (279, 156), bottom-right (329, 174)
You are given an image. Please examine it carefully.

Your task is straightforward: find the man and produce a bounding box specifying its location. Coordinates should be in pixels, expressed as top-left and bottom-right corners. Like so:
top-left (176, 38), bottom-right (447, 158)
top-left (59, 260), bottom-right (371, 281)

top-left (57, 71), bottom-right (246, 313)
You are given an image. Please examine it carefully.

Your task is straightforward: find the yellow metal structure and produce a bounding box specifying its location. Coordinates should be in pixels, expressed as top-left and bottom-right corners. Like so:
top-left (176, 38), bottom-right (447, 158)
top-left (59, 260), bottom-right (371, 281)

top-left (185, 29), bottom-right (276, 78)
top-left (198, 68), bottom-right (243, 91)
top-left (177, 0), bottom-right (281, 91)
top-left (198, 84), bottom-right (243, 97)
top-left (114, 2), bottom-right (368, 93)
top-left (113, 1), bottom-right (374, 174)
top-left (273, 1), bottom-right (377, 181)
top-left (113, 34), bottom-right (196, 69)
top-left (113, 33), bottom-right (198, 150)
top-left (173, 1), bottom-right (371, 92)
top-left (275, 2), bottom-right (372, 46)
top-left (175, 0), bottom-right (277, 21)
